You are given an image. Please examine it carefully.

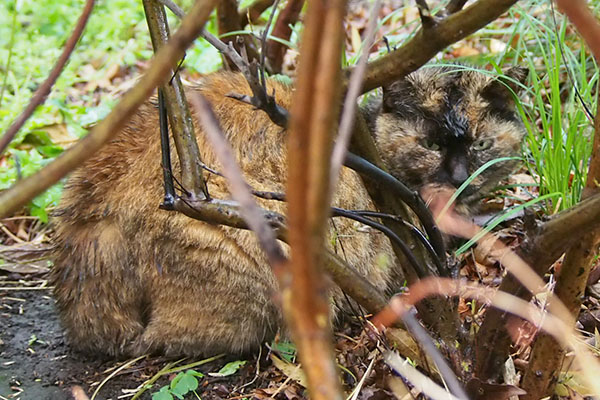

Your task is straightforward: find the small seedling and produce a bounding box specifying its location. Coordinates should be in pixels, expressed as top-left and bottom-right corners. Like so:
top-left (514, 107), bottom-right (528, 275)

top-left (151, 369), bottom-right (203, 400)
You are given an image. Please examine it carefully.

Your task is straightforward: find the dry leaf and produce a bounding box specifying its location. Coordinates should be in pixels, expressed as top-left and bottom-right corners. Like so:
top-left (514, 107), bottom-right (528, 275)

top-left (270, 354), bottom-right (307, 387)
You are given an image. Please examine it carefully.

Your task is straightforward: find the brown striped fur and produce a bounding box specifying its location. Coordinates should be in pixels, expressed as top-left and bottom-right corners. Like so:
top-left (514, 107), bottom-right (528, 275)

top-left (51, 66), bottom-right (526, 358)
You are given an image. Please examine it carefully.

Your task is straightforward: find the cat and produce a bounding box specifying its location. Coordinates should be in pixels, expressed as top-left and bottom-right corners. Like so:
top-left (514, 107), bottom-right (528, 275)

top-left (50, 65), bottom-right (527, 358)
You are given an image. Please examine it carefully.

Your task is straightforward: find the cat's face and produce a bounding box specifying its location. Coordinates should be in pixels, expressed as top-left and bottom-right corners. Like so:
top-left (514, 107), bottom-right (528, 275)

top-left (374, 65), bottom-right (527, 206)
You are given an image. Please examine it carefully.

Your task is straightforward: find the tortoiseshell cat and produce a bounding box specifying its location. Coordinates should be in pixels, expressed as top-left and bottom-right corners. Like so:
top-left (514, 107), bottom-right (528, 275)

top-left (369, 65), bottom-right (527, 208)
top-left (51, 65), bottom-right (527, 358)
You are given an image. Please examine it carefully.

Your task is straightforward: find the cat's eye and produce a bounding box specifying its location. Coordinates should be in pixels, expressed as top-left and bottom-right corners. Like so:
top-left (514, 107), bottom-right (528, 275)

top-left (473, 138), bottom-right (493, 151)
top-left (421, 139), bottom-right (440, 151)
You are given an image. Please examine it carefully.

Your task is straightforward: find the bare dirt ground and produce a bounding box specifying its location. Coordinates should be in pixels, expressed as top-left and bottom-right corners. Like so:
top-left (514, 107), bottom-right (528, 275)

top-left (0, 282), bottom-right (272, 400)
top-left (0, 272), bottom-right (386, 400)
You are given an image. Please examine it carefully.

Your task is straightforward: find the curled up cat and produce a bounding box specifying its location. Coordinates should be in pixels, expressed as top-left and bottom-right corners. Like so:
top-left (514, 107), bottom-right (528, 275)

top-left (51, 65), bottom-right (527, 358)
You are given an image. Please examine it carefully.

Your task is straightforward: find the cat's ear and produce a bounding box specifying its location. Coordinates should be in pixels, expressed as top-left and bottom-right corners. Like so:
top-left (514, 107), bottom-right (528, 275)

top-left (481, 66), bottom-right (528, 108)
top-left (501, 66), bottom-right (528, 94)
top-left (382, 79), bottom-right (411, 113)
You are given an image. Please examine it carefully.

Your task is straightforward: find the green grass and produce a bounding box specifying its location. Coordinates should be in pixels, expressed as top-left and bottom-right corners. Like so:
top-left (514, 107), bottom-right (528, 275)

top-left (506, 1), bottom-right (599, 213)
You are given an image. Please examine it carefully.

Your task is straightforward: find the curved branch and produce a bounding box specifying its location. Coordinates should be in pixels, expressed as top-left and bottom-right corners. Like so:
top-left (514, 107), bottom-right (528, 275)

top-left (331, 207), bottom-right (429, 278)
top-left (476, 190), bottom-right (600, 379)
top-left (344, 152), bottom-right (447, 273)
top-left (355, 0), bottom-right (518, 93)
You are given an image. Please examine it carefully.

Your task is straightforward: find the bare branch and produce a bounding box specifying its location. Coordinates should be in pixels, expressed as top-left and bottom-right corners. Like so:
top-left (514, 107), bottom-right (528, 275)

top-left (385, 350), bottom-right (462, 400)
top-left (189, 93), bottom-right (287, 268)
top-left (265, 0), bottom-right (304, 73)
top-left (238, 0), bottom-right (275, 27)
top-left (217, 0), bottom-right (259, 71)
top-left (329, 0), bottom-right (382, 203)
top-left (0, 0), bottom-right (220, 218)
top-left (401, 310), bottom-right (469, 400)
top-left (556, 0), bottom-right (600, 62)
top-left (520, 2), bottom-right (600, 396)
top-left (331, 208), bottom-right (430, 278)
top-left (0, 0), bottom-right (95, 155)
top-left (375, 277), bottom-right (600, 397)
top-left (143, 0), bottom-right (209, 199)
top-left (356, 0), bottom-right (519, 93)
top-left (172, 196), bottom-right (286, 234)
top-left (156, 0), bottom-right (184, 17)
top-left (285, 0), bottom-right (347, 395)
top-left (415, 0), bottom-right (437, 28)
top-left (445, 0), bottom-right (468, 14)
top-left (347, 115), bottom-right (460, 346)
top-left (476, 190), bottom-right (600, 380)
top-left (157, 3), bottom-right (289, 128)
top-left (344, 153), bottom-right (446, 269)
top-left (259, 0), bottom-right (281, 81)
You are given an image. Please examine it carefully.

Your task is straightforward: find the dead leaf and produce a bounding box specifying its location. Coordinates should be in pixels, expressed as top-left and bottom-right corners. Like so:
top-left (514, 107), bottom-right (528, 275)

top-left (0, 243), bottom-right (53, 263)
top-left (270, 354), bottom-right (307, 388)
top-left (42, 123), bottom-right (78, 146)
top-left (385, 328), bottom-right (422, 365)
top-left (452, 45), bottom-right (480, 57)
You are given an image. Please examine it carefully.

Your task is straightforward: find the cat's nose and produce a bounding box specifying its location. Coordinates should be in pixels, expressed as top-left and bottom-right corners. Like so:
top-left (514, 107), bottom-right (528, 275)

top-left (450, 163), bottom-right (469, 187)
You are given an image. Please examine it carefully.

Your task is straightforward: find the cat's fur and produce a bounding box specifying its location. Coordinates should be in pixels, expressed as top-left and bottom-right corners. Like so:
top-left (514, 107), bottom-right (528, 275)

top-left (51, 66), bottom-right (527, 358)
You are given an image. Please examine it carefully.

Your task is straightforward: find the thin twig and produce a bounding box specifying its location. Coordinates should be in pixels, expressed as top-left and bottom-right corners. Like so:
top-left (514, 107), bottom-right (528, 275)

top-left (157, 0), bottom-right (289, 127)
top-left (265, 0), bottom-right (304, 72)
top-left (328, 0), bottom-right (382, 199)
top-left (402, 310), bottom-right (468, 399)
top-left (384, 350), bottom-right (461, 400)
top-left (156, 0), bottom-right (184, 17)
top-left (549, 0), bottom-right (594, 122)
top-left (144, 0), bottom-right (209, 199)
top-left (188, 93), bottom-right (287, 269)
top-left (259, 0), bottom-right (281, 86)
top-left (445, 0), bottom-right (468, 14)
top-left (331, 208), bottom-right (443, 274)
top-left (344, 153), bottom-right (446, 273)
top-left (0, 0), bottom-right (95, 155)
top-left (331, 208), bottom-right (429, 278)
top-left (415, 0), bottom-right (437, 27)
top-left (375, 277), bottom-right (600, 397)
top-left (238, 0), bottom-right (275, 26)
top-left (357, 0), bottom-right (519, 93)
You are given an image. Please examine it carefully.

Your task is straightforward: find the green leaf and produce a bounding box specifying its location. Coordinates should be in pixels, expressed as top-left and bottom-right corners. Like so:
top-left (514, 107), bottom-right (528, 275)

top-left (210, 360), bottom-right (247, 377)
top-left (178, 372), bottom-right (199, 392)
top-left (29, 205), bottom-right (48, 224)
top-left (152, 386), bottom-right (174, 400)
top-left (170, 370), bottom-right (199, 397)
top-left (271, 340), bottom-right (297, 363)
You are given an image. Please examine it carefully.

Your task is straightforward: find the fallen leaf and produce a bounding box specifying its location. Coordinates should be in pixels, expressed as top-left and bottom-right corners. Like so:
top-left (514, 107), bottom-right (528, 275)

top-left (270, 354), bottom-right (307, 387)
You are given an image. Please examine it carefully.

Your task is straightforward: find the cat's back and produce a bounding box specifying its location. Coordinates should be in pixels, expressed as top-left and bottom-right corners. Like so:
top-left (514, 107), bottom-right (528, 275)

top-left (50, 71), bottom-right (388, 358)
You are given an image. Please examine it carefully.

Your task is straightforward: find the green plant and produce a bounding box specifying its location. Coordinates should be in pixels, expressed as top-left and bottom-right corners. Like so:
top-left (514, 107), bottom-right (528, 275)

top-left (509, 1), bottom-right (599, 213)
top-left (152, 369), bottom-right (203, 400)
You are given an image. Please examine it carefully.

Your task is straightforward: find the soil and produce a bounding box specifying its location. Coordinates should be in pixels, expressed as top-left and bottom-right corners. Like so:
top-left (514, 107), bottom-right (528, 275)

top-left (0, 275), bottom-right (383, 400)
top-left (0, 284), bottom-right (271, 400)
